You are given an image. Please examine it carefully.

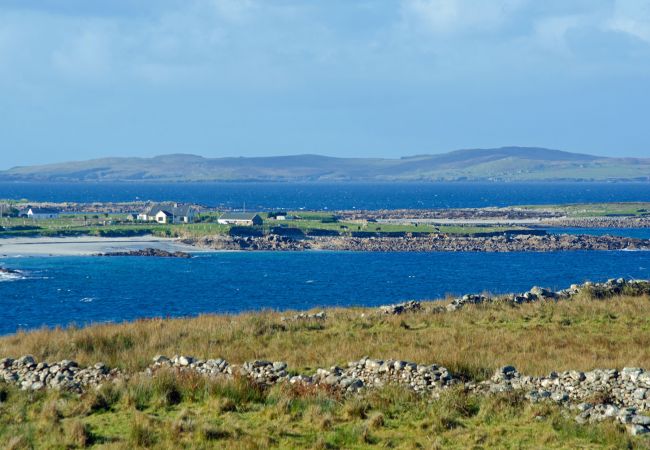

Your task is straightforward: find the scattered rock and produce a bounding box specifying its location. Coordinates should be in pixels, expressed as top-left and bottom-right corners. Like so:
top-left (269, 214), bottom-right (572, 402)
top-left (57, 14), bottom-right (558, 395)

top-left (96, 248), bottom-right (192, 258)
top-left (281, 311), bottom-right (327, 322)
top-left (0, 355), bottom-right (120, 392)
top-left (379, 301), bottom-right (422, 315)
top-left (447, 278), bottom-right (650, 311)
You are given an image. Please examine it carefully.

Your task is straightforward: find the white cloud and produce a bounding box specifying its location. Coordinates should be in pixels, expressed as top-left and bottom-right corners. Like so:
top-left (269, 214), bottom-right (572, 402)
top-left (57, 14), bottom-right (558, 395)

top-left (207, 0), bottom-right (257, 23)
top-left (1, 0), bottom-right (649, 91)
top-left (607, 0), bottom-right (650, 43)
top-left (400, 0), bottom-right (529, 36)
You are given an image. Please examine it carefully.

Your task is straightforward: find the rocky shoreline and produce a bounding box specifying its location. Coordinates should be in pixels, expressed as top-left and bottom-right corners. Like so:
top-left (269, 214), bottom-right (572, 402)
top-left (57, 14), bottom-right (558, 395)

top-left (186, 233), bottom-right (650, 252)
top-left (540, 216), bottom-right (650, 228)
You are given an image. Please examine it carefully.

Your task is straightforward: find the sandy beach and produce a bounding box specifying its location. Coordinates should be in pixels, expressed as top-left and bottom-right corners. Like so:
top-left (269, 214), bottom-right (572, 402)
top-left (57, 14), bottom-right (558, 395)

top-left (0, 236), bottom-right (204, 257)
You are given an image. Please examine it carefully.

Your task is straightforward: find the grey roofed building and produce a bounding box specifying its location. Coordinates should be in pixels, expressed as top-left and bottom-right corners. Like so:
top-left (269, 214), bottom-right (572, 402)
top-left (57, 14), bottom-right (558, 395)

top-left (28, 207), bottom-right (60, 214)
top-left (138, 202), bottom-right (198, 223)
top-left (217, 212), bottom-right (263, 226)
top-left (145, 203), bottom-right (194, 217)
top-left (23, 207), bottom-right (61, 219)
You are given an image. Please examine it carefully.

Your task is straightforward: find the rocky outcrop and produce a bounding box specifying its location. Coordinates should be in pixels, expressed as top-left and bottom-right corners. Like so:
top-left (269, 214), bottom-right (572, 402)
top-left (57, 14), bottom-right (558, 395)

top-left (187, 235), bottom-right (310, 251)
top-left (4, 353), bottom-right (650, 435)
top-left (542, 216), bottom-right (650, 229)
top-left (338, 208), bottom-right (561, 221)
top-left (150, 355), bottom-right (456, 395)
top-left (186, 232), bottom-right (650, 252)
top-left (313, 233), bottom-right (650, 252)
top-left (446, 278), bottom-right (650, 311)
top-left (470, 366), bottom-right (650, 435)
top-left (149, 355), bottom-right (650, 434)
top-left (379, 300), bottom-right (422, 315)
top-left (0, 356), bottom-right (120, 392)
top-left (96, 248), bottom-right (192, 258)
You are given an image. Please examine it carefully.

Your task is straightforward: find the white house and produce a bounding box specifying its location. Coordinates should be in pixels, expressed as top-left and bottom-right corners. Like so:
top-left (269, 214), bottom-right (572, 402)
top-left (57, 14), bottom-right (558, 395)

top-left (26, 207), bottom-right (60, 220)
top-left (138, 203), bottom-right (198, 224)
top-left (154, 210), bottom-right (174, 224)
top-left (217, 212), bottom-right (263, 226)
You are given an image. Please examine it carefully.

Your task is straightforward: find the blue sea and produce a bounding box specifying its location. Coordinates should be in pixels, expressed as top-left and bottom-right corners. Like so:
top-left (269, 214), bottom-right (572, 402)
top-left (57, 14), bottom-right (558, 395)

top-left (1, 181), bottom-right (650, 335)
top-left (1, 181), bottom-right (650, 210)
top-left (1, 250), bottom-right (650, 335)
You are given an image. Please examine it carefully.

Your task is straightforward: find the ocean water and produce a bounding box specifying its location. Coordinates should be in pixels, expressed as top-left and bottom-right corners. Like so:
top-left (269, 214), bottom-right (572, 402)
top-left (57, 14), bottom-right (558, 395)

top-left (1, 182), bottom-right (650, 210)
top-left (1, 250), bottom-right (649, 335)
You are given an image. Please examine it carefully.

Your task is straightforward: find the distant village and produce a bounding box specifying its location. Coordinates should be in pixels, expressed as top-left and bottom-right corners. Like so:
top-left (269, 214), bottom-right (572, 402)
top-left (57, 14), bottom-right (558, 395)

top-left (0, 201), bottom-right (278, 227)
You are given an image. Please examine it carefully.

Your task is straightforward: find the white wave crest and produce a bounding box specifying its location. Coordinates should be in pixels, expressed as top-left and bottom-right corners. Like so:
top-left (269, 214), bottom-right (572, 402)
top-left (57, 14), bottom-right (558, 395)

top-left (0, 269), bottom-right (25, 282)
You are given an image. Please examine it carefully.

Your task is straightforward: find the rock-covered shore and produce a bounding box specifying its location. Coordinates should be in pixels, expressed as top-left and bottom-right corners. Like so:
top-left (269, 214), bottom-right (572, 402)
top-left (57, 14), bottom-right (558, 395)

top-left (186, 233), bottom-right (650, 252)
top-left (540, 216), bottom-right (650, 229)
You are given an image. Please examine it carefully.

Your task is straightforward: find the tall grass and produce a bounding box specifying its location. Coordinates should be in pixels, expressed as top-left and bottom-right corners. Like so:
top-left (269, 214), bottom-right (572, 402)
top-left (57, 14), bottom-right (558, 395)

top-left (0, 360), bottom-right (643, 448)
top-left (1, 294), bottom-right (649, 378)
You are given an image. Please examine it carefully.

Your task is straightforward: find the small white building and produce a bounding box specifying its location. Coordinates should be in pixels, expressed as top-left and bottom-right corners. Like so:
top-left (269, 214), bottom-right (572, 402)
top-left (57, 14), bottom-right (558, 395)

top-left (26, 207), bottom-right (60, 220)
top-left (155, 210), bottom-right (174, 224)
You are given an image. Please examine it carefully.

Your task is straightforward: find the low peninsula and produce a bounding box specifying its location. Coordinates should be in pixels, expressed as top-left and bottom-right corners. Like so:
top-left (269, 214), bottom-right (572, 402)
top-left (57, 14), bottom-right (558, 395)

top-left (1, 201), bottom-right (649, 254)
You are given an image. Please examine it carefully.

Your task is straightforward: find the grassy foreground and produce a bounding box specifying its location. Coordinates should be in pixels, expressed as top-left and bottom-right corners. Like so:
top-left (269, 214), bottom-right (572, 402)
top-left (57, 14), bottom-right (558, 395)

top-left (1, 293), bottom-right (650, 448)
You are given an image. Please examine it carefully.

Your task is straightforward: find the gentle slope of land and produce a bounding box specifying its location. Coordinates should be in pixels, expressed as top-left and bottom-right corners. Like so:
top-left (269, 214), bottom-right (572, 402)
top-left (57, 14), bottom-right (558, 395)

top-left (2, 147), bottom-right (650, 182)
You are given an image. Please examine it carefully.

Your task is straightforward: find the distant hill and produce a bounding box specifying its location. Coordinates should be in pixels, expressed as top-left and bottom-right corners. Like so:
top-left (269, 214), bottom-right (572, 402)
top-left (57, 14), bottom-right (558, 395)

top-left (1, 147), bottom-right (649, 182)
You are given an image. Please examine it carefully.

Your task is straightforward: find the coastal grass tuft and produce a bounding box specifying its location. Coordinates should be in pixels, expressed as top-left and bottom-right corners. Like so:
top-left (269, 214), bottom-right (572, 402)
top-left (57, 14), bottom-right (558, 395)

top-left (2, 378), bottom-right (641, 449)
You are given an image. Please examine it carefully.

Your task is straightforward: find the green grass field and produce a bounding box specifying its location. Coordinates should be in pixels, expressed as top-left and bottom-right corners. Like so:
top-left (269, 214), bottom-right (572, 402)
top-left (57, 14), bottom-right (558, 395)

top-left (0, 212), bottom-right (524, 239)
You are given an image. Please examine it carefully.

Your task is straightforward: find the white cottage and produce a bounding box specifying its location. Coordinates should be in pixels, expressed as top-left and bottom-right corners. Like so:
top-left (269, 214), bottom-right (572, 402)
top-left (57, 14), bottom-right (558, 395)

top-left (26, 208), bottom-right (60, 219)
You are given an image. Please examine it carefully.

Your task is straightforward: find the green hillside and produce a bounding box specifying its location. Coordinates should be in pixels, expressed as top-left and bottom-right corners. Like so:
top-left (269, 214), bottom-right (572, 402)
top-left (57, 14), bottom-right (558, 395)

top-left (1, 147), bottom-right (649, 182)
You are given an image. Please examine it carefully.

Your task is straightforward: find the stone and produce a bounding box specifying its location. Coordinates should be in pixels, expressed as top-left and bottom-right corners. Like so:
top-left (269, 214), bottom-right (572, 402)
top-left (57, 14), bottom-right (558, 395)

top-left (18, 355), bottom-right (36, 366)
top-left (272, 362), bottom-right (287, 371)
top-left (632, 415), bottom-right (650, 426)
top-left (323, 374), bottom-right (341, 385)
top-left (576, 403), bottom-right (593, 412)
top-left (551, 392), bottom-right (569, 403)
top-left (626, 424), bottom-right (650, 436)
top-left (603, 405), bottom-right (620, 418)
top-left (152, 355), bottom-right (170, 364)
top-left (633, 388), bottom-right (647, 400)
top-left (60, 360), bottom-right (77, 369)
top-left (178, 356), bottom-right (193, 366)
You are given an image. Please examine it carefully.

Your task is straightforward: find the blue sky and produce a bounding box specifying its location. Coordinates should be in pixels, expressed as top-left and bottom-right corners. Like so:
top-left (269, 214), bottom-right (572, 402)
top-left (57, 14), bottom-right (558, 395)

top-left (1, 0), bottom-right (649, 168)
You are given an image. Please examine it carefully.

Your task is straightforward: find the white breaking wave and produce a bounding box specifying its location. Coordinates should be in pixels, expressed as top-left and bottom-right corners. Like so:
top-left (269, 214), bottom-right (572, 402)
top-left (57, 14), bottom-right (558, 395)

top-left (0, 270), bottom-right (25, 282)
